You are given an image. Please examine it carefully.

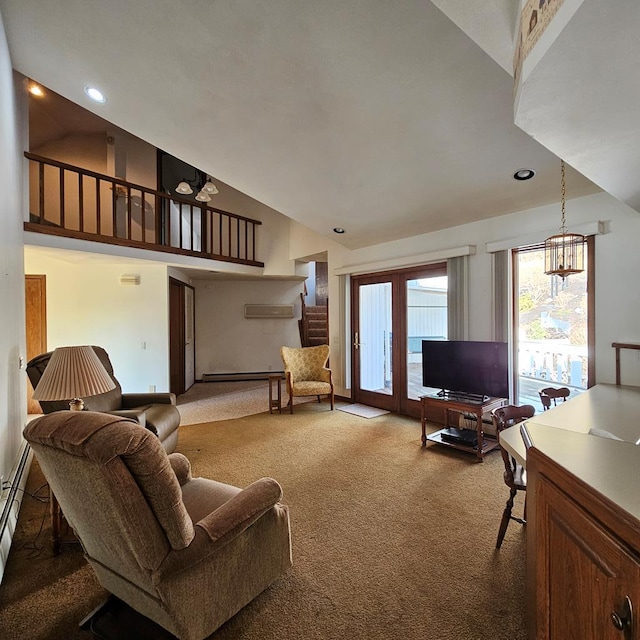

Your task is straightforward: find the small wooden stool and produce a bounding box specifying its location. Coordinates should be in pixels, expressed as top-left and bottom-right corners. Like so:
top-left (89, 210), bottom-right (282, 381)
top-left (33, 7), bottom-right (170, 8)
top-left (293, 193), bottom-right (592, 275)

top-left (268, 373), bottom-right (282, 414)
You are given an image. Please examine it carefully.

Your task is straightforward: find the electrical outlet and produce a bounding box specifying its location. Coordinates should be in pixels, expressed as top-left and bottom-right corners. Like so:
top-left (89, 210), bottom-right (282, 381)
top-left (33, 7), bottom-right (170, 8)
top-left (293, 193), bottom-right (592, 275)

top-left (149, 385), bottom-right (156, 393)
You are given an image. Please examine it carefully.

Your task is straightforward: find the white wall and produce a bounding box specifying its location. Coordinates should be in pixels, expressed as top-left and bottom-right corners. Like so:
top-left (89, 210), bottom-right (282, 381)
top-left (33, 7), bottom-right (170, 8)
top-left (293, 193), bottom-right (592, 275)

top-left (23, 250), bottom-right (171, 392)
top-left (194, 279), bottom-right (304, 377)
top-left (0, 12), bottom-right (28, 581)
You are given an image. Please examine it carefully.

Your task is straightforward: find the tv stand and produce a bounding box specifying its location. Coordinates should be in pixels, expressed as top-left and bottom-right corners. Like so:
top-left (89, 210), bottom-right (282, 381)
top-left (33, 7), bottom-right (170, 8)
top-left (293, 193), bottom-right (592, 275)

top-left (420, 393), bottom-right (507, 462)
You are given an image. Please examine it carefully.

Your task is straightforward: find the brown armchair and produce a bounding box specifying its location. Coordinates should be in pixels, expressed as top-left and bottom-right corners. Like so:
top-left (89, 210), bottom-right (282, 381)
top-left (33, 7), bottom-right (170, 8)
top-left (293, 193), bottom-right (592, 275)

top-left (23, 411), bottom-right (292, 640)
top-left (26, 346), bottom-right (181, 453)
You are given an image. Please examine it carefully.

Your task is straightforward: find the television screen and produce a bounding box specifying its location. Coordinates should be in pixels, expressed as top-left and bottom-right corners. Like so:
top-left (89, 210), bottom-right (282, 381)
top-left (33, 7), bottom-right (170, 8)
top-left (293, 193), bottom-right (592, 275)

top-left (421, 340), bottom-right (509, 399)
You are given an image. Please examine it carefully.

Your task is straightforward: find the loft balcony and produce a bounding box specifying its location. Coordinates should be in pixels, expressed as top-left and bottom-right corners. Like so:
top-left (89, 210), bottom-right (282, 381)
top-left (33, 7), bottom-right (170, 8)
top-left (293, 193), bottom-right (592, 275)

top-left (24, 153), bottom-right (264, 267)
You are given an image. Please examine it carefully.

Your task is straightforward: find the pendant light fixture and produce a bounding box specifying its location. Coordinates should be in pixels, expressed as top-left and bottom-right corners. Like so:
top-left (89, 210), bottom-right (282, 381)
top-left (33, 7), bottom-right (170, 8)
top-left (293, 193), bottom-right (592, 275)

top-left (175, 171), bottom-right (218, 201)
top-left (544, 159), bottom-right (585, 279)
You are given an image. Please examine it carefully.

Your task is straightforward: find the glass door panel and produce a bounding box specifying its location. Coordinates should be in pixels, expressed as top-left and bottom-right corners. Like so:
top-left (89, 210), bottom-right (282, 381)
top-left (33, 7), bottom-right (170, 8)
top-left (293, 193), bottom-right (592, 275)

top-left (406, 276), bottom-right (448, 401)
top-left (351, 264), bottom-right (447, 417)
top-left (358, 282), bottom-right (392, 395)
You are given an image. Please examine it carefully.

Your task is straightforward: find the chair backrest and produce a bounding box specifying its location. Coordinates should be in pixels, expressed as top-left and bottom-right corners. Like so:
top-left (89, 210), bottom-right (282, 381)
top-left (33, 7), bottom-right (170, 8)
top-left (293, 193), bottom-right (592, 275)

top-left (26, 346), bottom-right (123, 413)
top-left (23, 411), bottom-right (194, 591)
top-left (538, 386), bottom-right (570, 411)
top-left (492, 404), bottom-right (535, 487)
top-left (280, 345), bottom-right (330, 381)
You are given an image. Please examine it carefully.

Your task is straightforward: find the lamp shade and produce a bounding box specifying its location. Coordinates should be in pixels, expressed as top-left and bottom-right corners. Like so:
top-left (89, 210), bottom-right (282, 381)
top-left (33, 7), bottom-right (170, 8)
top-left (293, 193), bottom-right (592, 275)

top-left (32, 346), bottom-right (116, 402)
top-left (202, 180), bottom-right (219, 194)
top-left (175, 181), bottom-right (193, 195)
top-left (195, 190), bottom-right (212, 202)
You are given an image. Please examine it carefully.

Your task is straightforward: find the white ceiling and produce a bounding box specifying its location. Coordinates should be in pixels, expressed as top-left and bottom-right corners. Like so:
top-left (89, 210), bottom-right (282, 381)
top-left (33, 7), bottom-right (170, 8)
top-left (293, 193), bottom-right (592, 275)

top-left (1, 0), bottom-right (601, 250)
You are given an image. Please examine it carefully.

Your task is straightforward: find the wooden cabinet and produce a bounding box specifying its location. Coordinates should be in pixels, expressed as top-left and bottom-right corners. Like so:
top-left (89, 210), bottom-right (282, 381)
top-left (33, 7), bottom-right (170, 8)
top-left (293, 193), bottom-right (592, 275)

top-left (527, 446), bottom-right (640, 640)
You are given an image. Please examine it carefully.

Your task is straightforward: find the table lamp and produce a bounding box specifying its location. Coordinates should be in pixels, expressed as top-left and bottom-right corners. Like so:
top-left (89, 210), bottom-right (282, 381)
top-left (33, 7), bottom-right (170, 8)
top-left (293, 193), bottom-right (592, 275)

top-left (31, 345), bottom-right (116, 411)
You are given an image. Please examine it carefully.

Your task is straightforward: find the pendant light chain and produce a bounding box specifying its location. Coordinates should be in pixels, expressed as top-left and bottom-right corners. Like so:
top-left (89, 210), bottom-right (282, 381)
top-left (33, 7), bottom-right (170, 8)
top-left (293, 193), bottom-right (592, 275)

top-left (543, 158), bottom-right (585, 279)
top-left (560, 159), bottom-right (566, 234)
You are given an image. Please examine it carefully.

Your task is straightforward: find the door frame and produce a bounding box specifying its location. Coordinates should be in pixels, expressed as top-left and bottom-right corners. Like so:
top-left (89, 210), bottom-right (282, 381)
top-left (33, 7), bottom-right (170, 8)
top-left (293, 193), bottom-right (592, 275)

top-left (169, 277), bottom-right (196, 396)
top-left (351, 263), bottom-right (447, 417)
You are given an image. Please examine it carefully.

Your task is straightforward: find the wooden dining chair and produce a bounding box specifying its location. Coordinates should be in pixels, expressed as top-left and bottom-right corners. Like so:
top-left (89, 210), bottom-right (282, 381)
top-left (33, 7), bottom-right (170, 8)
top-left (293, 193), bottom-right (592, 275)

top-left (492, 404), bottom-right (536, 549)
top-left (538, 386), bottom-right (570, 411)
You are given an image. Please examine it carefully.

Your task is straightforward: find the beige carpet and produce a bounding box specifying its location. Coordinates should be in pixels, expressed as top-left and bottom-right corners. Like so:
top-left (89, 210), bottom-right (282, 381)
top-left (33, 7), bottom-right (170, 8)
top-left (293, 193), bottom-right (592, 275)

top-left (0, 406), bottom-right (527, 640)
top-left (176, 381), bottom-right (309, 425)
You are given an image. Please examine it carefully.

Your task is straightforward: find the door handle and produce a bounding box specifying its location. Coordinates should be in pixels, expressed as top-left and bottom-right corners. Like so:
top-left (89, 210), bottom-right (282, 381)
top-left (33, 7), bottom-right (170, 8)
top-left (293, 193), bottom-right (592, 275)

top-left (611, 595), bottom-right (633, 639)
top-left (354, 332), bottom-right (366, 350)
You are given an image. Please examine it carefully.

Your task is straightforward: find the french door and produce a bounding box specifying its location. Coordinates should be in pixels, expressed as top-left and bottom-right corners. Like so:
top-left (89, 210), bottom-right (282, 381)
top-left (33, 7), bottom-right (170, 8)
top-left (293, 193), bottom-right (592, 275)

top-left (351, 264), bottom-right (447, 417)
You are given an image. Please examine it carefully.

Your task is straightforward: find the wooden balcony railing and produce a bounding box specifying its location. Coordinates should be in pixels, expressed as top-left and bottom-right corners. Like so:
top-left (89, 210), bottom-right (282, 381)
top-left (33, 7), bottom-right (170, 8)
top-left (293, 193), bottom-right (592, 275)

top-left (24, 153), bottom-right (264, 267)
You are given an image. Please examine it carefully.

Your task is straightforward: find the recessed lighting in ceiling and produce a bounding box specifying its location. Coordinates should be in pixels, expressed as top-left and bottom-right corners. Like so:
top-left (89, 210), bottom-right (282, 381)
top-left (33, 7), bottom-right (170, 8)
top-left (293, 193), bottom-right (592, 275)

top-left (333, 227), bottom-right (345, 234)
top-left (513, 168), bottom-right (536, 181)
top-left (28, 83), bottom-right (45, 97)
top-left (84, 86), bottom-right (107, 103)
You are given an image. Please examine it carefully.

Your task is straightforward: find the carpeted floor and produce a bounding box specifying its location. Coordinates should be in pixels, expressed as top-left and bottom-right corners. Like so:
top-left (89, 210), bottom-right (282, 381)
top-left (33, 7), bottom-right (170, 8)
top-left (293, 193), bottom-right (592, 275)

top-left (0, 404), bottom-right (527, 640)
top-left (176, 380), bottom-right (309, 425)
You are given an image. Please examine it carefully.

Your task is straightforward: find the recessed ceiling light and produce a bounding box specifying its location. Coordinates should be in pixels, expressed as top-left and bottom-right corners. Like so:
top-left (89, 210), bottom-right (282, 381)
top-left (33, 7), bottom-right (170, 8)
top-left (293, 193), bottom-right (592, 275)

top-left (513, 168), bottom-right (536, 181)
top-left (28, 84), bottom-right (45, 97)
top-left (84, 86), bottom-right (107, 103)
top-left (333, 227), bottom-right (345, 234)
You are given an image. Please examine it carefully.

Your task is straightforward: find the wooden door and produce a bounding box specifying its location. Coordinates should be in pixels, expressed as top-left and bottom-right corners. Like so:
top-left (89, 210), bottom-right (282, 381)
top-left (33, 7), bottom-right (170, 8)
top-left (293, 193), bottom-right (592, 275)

top-left (351, 264), bottom-right (447, 418)
top-left (169, 278), bottom-right (185, 396)
top-left (25, 275), bottom-right (47, 414)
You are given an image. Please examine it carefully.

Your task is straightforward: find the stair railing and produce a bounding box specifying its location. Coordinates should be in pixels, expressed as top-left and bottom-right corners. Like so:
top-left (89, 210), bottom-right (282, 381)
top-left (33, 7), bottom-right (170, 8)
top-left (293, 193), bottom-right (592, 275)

top-left (24, 152), bottom-right (264, 267)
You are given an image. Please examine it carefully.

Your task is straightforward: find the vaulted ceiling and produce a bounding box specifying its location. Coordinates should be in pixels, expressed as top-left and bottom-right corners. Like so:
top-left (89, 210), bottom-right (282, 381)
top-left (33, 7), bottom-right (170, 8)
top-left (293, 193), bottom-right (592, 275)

top-left (1, 0), bottom-right (604, 249)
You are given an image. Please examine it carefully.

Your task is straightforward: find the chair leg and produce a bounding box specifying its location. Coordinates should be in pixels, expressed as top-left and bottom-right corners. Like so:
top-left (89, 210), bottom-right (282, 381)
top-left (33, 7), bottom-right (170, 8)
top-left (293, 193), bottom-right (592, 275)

top-left (496, 488), bottom-right (517, 549)
top-left (317, 395), bottom-right (321, 403)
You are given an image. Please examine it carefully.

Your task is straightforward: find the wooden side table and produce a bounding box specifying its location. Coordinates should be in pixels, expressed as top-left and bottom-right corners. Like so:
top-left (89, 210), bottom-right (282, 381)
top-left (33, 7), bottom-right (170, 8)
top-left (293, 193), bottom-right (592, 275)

top-left (268, 373), bottom-right (283, 414)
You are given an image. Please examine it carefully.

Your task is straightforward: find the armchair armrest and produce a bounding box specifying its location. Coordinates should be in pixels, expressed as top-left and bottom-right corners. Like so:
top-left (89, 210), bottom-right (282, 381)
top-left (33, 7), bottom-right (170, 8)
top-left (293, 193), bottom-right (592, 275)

top-left (196, 477), bottom-right (283, 543)
top-left (105, 409), bottom-right (147, 428)
top-left (154, 477), bottom-right (286, 582)
top-left (168, 453), bottom-right (192, 486)
top-left (122, 392), bottom-right (176, 407)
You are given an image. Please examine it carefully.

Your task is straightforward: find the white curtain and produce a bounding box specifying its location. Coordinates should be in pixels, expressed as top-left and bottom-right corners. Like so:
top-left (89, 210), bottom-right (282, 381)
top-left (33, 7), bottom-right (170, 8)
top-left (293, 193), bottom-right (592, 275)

top-left (447, 256), bottom-right (469, 340)
top-left (492, 250), bottom-right (509, 343)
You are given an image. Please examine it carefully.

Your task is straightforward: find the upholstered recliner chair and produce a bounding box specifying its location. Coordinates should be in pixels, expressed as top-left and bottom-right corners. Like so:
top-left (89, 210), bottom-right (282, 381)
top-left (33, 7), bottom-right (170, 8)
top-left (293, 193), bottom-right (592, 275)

top-left (23, 411), bottom-right (292, 640)
top-left (280, 344), bottom-right (334, 413)
top-left (26, 346), bottom-right (181, 453)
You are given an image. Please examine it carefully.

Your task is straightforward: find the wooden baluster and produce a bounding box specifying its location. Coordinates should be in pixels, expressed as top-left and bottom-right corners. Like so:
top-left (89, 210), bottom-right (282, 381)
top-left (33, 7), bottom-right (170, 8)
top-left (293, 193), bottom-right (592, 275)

top-left (111, 180), bottom-right (117, 237)
top-left (59, 167), bottom-right (65, 228)
top-left (127, 186), bottom-right (132, 240)
top-left (96, 177), bottom-right (101, 234)
top-left (253, 223), bottom-right (257, 262)
top-left (219, 213), bottom-right (223, 256)
top-left (78, 173), bottom-right (84, 232)
top-left (38, 162), bottom-right (45, 222)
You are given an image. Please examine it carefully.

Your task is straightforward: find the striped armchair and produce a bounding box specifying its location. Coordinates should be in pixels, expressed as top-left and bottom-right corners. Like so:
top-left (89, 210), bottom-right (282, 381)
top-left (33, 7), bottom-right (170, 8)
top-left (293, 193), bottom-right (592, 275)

top-left (280, 345), bottom-right (334, 413)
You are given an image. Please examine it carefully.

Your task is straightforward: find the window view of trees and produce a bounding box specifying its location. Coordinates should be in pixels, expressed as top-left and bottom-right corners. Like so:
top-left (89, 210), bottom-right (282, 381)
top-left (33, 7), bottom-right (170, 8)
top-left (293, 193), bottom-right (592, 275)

top-left (517, 248), bottom-right (588, 407)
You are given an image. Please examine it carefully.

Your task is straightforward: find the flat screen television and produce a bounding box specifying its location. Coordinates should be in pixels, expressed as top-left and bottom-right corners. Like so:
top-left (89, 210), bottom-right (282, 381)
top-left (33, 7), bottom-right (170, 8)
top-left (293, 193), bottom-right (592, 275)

top-left (421, 340), bottom-right (509, 400)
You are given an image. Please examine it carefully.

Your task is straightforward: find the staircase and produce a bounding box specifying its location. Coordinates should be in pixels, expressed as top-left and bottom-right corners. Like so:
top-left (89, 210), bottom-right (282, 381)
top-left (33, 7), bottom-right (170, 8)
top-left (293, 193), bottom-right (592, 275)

top-left (299, 293), bottom-right (329, 347)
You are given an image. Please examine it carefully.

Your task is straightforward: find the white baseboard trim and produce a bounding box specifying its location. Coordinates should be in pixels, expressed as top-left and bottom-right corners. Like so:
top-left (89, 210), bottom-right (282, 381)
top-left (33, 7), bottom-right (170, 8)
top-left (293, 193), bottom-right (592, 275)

top-left (0, 441), bottom-right (33, 584)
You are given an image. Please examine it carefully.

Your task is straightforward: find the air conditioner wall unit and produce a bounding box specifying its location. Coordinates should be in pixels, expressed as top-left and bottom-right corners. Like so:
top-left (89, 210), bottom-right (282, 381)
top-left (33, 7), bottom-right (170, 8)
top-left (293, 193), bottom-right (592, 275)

top-left (244, 304), bottom-right (294, 319)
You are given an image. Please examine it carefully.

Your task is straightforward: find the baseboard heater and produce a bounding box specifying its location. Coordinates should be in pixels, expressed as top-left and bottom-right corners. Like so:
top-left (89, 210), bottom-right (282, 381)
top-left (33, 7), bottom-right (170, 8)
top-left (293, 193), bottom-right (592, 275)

top-left (1, 441), bottom-right (33, 583)
top-left (201, 371), bottom-right (284, 382)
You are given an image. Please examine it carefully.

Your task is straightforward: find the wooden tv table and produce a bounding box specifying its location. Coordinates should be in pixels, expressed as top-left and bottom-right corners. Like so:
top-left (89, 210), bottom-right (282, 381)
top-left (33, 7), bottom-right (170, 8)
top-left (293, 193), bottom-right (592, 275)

top-left (421, 393), bottom-right (507, 462)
